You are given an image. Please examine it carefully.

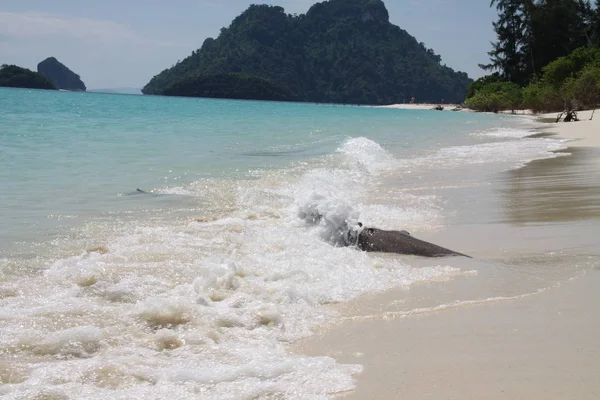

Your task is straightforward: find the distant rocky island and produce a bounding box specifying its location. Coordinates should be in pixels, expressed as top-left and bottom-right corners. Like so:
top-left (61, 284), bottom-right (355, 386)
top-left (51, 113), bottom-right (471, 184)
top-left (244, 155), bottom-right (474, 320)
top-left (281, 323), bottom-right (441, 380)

top-left (0, 64), bottom-right (56, 90)
top-left (143, 0), bottom-right (471, 104)
top-left (38, 57), bottom-right (86, 91)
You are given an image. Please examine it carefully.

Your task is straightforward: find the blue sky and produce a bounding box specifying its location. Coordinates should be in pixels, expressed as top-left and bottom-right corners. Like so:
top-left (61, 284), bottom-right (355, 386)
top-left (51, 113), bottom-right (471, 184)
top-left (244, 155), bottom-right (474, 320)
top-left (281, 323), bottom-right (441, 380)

top-left (0, 0), bottom-right (498, 89)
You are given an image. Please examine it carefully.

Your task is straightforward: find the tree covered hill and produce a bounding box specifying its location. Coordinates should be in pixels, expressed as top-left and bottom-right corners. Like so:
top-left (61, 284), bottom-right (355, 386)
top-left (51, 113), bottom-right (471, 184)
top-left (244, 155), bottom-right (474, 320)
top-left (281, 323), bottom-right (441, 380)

top-left (0, 64), bottom-right (56, 90)
top-left (143, 0), bottom-right (471, 104)
top-left (163, 73), bottom-right (294, 101)
top-left (466, 0), bottom-right (600, 114)
top-left (38, 57), bottom-right (86, 91)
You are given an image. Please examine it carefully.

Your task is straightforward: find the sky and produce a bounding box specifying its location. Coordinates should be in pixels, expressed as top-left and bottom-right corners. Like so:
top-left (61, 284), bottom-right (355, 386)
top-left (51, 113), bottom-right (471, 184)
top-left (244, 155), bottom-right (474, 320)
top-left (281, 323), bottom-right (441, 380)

top-left (0, 0), bottom-right (499, 89)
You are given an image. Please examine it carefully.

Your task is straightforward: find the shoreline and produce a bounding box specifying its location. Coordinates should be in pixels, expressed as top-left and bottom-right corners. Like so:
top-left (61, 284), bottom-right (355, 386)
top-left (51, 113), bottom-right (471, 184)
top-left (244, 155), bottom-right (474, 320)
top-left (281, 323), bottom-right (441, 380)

top-left (539, 109), bottom-right (600, 148)
top-left (298, 269), bottom-right (600, 400)
top-left (294, 108), bottom-right (600, 399)
top-left (377, 103), bottom-right (462, 111)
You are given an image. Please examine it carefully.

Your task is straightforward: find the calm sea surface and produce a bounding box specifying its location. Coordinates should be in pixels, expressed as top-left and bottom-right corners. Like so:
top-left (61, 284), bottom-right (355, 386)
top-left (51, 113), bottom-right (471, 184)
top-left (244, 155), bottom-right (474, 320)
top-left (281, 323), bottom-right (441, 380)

top-left (1, 87), bottom-right (595, 399)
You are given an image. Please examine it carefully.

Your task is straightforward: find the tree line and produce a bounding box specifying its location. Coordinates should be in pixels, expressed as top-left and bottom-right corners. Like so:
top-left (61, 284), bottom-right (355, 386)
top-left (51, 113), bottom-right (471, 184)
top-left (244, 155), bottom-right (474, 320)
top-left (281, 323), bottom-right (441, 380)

top-left (467, 0), bottom-right (600, 114)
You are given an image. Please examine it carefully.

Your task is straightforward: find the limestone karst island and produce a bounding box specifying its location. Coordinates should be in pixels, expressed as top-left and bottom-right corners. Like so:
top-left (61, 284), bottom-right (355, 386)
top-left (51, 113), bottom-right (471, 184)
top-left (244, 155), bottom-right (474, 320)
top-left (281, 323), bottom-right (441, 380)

top-left (0, 64), bottom-right (55, 90)
top-left (0, 57), bottom-right (86, 91)
top-left (143, 0), bottom-right (471, 104)
top-left (37, 57), bottom-right (87, 92)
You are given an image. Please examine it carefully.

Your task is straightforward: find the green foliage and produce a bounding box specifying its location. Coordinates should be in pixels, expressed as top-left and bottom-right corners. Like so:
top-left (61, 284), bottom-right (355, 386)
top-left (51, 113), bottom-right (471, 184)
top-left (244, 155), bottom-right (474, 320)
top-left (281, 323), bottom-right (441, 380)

top-left (143, 0), bottom-right (471, 104)
top-left (0, 64), bottom-right (56, 90)
top-left (482, 0), bottom-right (533, 85)
top-left (593, 0), bottom-right (600, 43)
top-left (466, 73), bottom-right (502, 99)
top-left (483, 0), bottom-right (600, 113)
top-left (162, 73), bottom-right (295, 101)
top-left (568, 64), bottom-right (600, 107)
top-left (485, 0), bottom-right (598, 86)
top-left (521, 80), bottom-right (563, 112)
top-left (540, 46), bottom-right (600, 88)
top-left (37, 57), bottom-right (86, 91)
top-left (521, 46), bottom-right (600, 112)
top-left (465, 81), bottom-right (523, 112)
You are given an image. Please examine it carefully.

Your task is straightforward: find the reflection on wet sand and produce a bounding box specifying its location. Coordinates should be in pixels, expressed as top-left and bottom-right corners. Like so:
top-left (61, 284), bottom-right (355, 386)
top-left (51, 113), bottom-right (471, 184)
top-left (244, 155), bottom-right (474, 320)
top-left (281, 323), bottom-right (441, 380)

top-left (499, 147), bottom-right (600, 224)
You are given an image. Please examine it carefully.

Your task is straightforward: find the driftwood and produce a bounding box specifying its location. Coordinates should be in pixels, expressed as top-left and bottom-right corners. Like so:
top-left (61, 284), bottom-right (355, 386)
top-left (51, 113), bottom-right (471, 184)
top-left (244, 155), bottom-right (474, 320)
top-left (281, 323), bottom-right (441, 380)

top-left (555, 109), bottom-right (579, 123)
top-left (555, 99), bottom-right (581, 123)
top-left (564, 110), bottom-right (579, 122)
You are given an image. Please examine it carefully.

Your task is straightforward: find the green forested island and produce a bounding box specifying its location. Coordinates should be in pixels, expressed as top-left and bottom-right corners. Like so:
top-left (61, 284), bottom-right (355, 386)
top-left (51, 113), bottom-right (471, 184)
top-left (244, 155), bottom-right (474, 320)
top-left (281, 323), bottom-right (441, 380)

top-left (0, 64), bottom-right (56, 90)
top-left (163, 73), bottom-right (293, 100)
top-left (143, 0), bottom-right (471, 104)
top-left (467, 0), bottom-right (600, 115)
top-left (38, 57), bottom-right (86, 91)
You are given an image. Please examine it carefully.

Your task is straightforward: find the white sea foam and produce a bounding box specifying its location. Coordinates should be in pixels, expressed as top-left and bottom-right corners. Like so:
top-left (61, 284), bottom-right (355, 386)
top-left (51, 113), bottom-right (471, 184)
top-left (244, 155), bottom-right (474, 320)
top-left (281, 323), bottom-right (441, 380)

top-left (0, 130), bottom-right (575, 399)
top-left (476, 127), bottom-right (538, 139)
top-left (402, 136), bottom-right (569, 171)
top-left (0, 137), bottom-right (469, 399)
top-left (438, 137), bottom-right (569, 167)
top-left (2, 93), bottom-right (591, 399)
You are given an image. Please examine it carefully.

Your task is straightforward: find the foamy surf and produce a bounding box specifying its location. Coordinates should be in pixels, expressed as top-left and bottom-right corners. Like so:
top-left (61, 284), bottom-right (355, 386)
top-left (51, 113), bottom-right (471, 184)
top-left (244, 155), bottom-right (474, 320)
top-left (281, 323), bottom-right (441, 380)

top-left (0, 136), bottom-right (472, 399)
top-left (3, 90), bottom-right (586, 399)
top-left (397, 129), bottom-right (569, 172)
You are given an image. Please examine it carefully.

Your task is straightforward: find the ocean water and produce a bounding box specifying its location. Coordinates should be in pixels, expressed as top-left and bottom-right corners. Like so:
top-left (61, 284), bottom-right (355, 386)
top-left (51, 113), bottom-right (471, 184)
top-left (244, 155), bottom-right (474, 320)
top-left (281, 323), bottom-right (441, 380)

top-left (0, 87), bottom-right (590, 399)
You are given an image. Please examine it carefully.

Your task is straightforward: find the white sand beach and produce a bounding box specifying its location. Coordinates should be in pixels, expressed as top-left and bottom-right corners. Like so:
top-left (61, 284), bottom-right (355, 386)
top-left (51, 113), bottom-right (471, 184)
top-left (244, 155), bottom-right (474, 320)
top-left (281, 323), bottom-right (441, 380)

top-left (541, 110), bottom-right (600, 148)
top-left (299, 269), bottom-right (600, 400)
top-left (377, 103), bottom-right (462, 111)
top-left (295, 110), bottom-right (600, 399)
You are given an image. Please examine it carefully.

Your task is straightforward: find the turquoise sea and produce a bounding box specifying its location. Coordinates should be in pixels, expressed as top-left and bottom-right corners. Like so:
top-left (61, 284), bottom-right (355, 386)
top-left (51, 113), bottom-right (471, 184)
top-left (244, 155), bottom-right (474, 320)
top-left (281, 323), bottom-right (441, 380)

top-left (1, 87), bottom-right (597, 399)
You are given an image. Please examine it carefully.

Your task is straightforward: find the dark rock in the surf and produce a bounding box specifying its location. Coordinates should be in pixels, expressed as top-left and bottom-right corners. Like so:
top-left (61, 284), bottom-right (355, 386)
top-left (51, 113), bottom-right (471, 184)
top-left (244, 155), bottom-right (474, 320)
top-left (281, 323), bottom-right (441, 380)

top-left (356, 226), bottom-right (470, 257)
top-left (37, 57), bottom-right (86, 91)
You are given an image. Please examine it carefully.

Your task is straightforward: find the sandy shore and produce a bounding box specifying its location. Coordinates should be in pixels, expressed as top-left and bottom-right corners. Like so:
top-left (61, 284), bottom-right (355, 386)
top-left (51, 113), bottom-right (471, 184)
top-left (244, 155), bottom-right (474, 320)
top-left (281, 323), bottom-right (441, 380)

top-left (378, 103), bottom-right (462, 111)
top-left (540, 109), bottom-right (600, 147)
top-left (298, 270), bottom-right (600, 400)
top-left (295, 109), bottom-right (600, 399)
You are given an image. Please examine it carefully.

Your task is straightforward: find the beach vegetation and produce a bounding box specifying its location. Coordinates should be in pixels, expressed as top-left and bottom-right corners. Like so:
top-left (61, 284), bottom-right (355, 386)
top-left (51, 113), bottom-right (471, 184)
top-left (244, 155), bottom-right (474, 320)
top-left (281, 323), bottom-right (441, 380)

top-left (0, 64), bottom-right (56, 90)
top-left (143, 0), bottom-right (471, 105)
top-left (560, 64), bottom-right (600, 116)
top-left (465, 80), bottom-right (523, 113)
top-left (593, 0), bottom-right (600, 43)
top-left (538, 46), bottom-right (600, 89)
top-left (521, 80), bottom-right (563, 112)
top-left (473, 1), bottom-right (600, 114)
top-left (466, 73), bottom-right (503, 99)
top-left (521, 46), bottom-right (600, 112)
top-left (484, 0), bottom-right (599, 86)
top-left (481, 0), bottom-right (535, 86)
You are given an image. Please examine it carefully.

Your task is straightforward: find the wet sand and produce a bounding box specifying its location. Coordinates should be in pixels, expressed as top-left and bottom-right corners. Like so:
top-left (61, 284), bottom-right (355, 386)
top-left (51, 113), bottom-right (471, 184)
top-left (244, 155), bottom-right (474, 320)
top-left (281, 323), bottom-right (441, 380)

top-left (295, 110), bottom-right (600, 399)
top-left (299, 270), bottom-right (600, 400)
top-left (540, 110), bottom-right (600, 148)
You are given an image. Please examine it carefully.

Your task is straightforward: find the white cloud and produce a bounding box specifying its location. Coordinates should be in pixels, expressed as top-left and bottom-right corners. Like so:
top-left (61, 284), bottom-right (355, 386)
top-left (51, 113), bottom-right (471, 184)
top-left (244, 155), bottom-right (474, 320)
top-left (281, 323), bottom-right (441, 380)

top-left (0, 11), bottom-right (192, 88)
top-left (0, 11), bottom-right (182, 48)
top-left (0, 11), bottom-right (138, 43)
